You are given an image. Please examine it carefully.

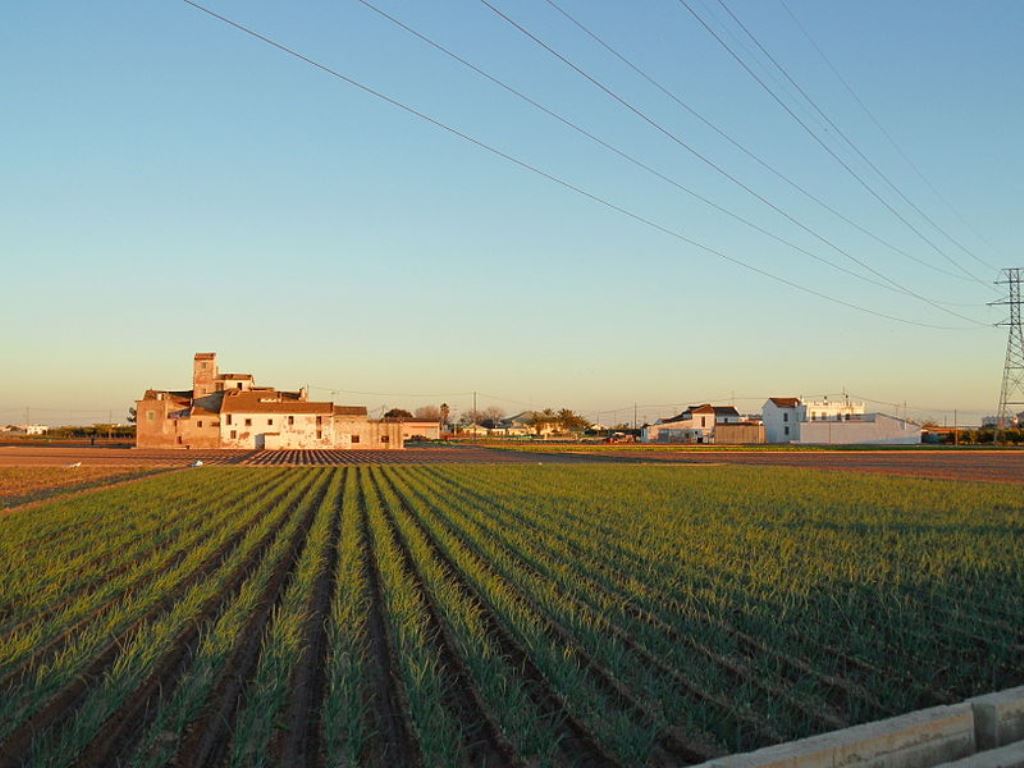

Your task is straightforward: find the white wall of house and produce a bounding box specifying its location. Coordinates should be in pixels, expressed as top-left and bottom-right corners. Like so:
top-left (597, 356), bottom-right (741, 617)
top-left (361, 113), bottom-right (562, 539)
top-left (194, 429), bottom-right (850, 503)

top-left (763, 401), bottom-right (799, 443)
top-left (797, 413), bottom-right (921, 445)
top-left (220, 411), bottom-right (333, 449)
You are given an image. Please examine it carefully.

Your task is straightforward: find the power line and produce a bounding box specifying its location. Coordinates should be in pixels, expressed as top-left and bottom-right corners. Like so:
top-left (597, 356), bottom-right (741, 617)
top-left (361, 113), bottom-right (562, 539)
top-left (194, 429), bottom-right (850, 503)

top-left (776, 0), bottom-right (1001, 269)
top-left (180, 0), bottom-right (981, 330)
top-left (719, 0), bottom-right (996, 274)
top-left (476, 0), bottom-right (988, 326)
top-left (308, 385), bottom-right (472, 399)
top-left (352, 0), bottom-right (980, 318)
top-left (542, 0), bottom-right (978, 303)
top-left (678, 0), bottom-right (994, 290)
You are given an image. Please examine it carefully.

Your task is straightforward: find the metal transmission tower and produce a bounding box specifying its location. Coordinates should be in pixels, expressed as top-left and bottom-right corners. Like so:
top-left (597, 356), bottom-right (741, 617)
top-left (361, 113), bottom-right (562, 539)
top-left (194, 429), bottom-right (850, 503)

top-left (991, 268), bottom-right (1024, 438)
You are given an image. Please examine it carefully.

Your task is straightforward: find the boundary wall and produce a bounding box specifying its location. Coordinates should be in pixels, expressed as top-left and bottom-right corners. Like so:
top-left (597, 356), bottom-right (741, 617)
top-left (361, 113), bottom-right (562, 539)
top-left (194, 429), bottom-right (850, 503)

top-left (697, 686), bottom-right (1024, 768)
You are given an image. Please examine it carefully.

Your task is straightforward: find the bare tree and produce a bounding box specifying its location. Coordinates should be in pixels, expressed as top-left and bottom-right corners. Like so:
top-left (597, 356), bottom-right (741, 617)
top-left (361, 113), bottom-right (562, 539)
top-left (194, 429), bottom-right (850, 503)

top-left (414, 405), bottom-right (442, 421)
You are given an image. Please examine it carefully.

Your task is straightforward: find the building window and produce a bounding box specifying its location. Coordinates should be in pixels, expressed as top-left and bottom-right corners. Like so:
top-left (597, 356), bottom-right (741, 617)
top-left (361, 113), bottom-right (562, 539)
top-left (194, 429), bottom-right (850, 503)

top-left (245, 418), bottom-right (252, 427)
top-left (351, 435), bottom-right (360, 444)
top-left (381, 435), bottom-right (389, 443)
top-left (288, 415), bottom-right (294, 426)
top-left (237, 382), bottom-right (243, 390)
top-left (316, 429), bottom-right (322, 439)
top-left (783, 412), bottom-right (788, 422)
top-left (230, 429), bottom-right (237, 439)
top-left (226, 414), bottom-right (233, 426)
top-left (700, 416), bottom-right (706, 428)
top-left (316, 415), bottom-right (323, 425)
top-left (784, 426), bottom-right (790, 436)
top-left (197, 420), bottom-right (203, 428)
top-left (147, 410), bottom-right (156, 422)
top-left (267, 418), bottom-right (273, 426)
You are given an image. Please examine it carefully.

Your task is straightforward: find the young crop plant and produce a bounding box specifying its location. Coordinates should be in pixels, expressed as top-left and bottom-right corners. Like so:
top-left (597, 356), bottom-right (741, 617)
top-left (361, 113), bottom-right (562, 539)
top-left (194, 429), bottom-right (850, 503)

top-left (321, 467), bottom-right (371, 767)
top-left (0, 470), bottom-right (288, 670)
top-left (388, 466), bottom-right (659, 766)
top-left (227, 468), bottom-right (344, 767)
top-left (1, 470), bottom-right (328, 767)
top-left (124, 470), bottom-right (333, 768)
top-left (376, 467), bottom-right (562, 766)
top-left (360, 467), bottom-right (465, 766)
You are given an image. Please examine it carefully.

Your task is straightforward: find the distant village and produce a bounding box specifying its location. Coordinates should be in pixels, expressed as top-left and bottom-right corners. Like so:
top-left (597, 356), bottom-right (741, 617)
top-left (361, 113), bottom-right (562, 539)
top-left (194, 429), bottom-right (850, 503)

top-left (4, 352), bottom-right (1023, 448)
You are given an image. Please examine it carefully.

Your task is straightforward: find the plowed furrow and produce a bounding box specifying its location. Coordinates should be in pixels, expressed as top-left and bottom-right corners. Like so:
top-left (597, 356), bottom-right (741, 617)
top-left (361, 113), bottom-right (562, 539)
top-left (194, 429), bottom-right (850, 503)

top-left (372, 469), bottom-right (523, 768)
top-left (171, 472), bottom-right (331, 768)
top-left (384, 471), bottom-right (621, 768)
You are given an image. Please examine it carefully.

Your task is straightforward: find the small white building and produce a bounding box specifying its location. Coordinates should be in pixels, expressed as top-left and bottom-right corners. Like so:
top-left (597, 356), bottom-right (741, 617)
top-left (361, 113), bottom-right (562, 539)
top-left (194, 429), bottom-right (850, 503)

top-left (763, 396), bottom-right (919, 445)
top-left (763, 397), bottom-right (866, 443)
top-left (762, 397), bottom-right (802, 443)
top-left (642, 404), bottom-right (741, 444)
top-left (10, 424), bottom-right (49, 436)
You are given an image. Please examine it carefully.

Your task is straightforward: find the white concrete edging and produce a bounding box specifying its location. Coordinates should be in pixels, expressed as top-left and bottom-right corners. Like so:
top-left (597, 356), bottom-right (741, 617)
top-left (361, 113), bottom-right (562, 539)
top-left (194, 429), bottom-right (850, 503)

top-left (695, 686), bottom-right (1024, 768)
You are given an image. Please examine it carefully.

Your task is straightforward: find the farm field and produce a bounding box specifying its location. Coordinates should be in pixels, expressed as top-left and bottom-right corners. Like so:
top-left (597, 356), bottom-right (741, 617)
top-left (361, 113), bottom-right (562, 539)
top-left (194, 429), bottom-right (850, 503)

top-left (0, 464), bottom-right (1022, 767)
top-left (0, 466), bottom-right (154, 510)
top-left (488, 443), bottom-right (1024, 484)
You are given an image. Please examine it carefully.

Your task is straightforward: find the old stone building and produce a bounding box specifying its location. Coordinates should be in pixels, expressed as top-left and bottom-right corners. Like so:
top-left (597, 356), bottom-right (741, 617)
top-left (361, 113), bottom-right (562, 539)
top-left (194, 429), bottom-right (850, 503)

top-left (135, 353), bottom-right (403, 450)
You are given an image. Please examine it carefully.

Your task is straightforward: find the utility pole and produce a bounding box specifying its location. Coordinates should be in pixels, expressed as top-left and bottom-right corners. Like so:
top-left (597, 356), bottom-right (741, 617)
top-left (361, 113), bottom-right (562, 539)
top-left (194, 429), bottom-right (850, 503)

top-left (633, 402), bottom-right (638, 431)
top-left (990, 268), bottom-right (1024, 445)
top-left (954, 409), bottom-right (958, 447)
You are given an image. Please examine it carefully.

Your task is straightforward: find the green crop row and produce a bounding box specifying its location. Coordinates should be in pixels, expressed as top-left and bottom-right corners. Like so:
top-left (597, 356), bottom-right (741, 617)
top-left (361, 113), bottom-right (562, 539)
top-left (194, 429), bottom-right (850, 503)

top-left (0, 463), bottom-right (1020, 767)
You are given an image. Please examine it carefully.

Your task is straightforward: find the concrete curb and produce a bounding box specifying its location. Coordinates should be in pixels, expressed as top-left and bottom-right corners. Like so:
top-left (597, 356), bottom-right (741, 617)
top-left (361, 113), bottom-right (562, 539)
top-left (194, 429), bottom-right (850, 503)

top-left (696, 686), bottom-right (1024, 768)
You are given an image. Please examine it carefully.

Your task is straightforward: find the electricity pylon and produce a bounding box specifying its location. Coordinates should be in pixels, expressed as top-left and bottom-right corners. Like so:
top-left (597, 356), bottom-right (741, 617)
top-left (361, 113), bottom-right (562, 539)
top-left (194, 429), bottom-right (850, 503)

top-left (991, 268), bottom-right (1024, 442)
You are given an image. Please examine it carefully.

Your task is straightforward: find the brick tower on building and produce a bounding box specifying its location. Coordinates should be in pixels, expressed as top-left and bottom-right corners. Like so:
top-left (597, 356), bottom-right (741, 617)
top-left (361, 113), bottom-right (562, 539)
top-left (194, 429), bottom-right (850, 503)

top-left (193, 353), bottom-right (218, 398)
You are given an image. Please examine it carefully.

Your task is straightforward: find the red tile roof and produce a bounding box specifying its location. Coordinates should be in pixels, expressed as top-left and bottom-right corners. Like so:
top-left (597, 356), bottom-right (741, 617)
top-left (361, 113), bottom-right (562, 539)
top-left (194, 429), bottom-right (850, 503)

top-left (333, 405), bottom-right (369, 417)
top-left (220, 391), bottom-right (332, 414)
top-left (769, 397), bottom-right (801, 408)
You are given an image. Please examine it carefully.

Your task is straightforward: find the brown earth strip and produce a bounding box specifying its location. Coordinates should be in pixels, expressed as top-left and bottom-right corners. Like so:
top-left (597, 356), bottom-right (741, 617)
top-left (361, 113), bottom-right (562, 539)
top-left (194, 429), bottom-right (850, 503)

top-left (432, 469), bottom-right (908, 726)
top-left (396, 470), bottom-right (720, 766)
top-left (270, 470), bottom-right (345, 768)
top-left (358, 469), bottom-right (425, 768)
top-left (0, 472), bottom-right (315, 768)
top-left (0, 467), bottom-right (170, 513)
top-left (172, 471), bottom-right (332, 768)
top-left (371, 468), bottom-right (524, 768)
top-left (0, 470), bottom-right (283, 641)
top-left (422, 468), bottom-right (836, 740)
top-left (0, 472), bottom-right (296, 692)
top-left (72, 473), bottom-right (322, 768)
top-left (383, 471), bottom-right (622, 768)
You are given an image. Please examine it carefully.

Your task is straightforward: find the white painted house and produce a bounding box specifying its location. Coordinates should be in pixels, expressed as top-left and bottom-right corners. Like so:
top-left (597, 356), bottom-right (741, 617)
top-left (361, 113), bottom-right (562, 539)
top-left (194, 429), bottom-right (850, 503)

top-left (762, 397), bottom-right (802, 443)
top-left (642, 404), bottom-right (741, 444)
top-left (762, 396), bottom-right (919, 445)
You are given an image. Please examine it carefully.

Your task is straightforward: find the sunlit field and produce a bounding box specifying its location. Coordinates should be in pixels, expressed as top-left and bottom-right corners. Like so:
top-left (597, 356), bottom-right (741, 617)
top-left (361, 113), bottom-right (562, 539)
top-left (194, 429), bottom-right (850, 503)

top-left (1, 465), bottom-right (1021, 766)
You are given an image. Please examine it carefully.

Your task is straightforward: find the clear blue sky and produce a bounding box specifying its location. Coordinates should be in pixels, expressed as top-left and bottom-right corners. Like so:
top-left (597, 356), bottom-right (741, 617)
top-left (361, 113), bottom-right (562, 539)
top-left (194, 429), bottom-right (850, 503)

top-left (2, 0), bottom-right (1021, 425)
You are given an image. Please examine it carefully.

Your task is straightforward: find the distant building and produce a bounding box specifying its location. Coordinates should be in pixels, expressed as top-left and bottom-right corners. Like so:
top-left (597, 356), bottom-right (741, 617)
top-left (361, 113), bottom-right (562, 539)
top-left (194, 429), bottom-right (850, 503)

top-left (498, 412), bottom-right (553, 437)
top-left (762, 396), bottom-right (919, 445)
top-left (8, 424), bottom-right (49, 436)
top-left (642, 404), bottom-right (745, 444)
top-left (383, 416), bottom-right (442, 441)
top-left (762, 397), bottom-right (802, 443)
top-left (136, 353), bottom-right (403, 450)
